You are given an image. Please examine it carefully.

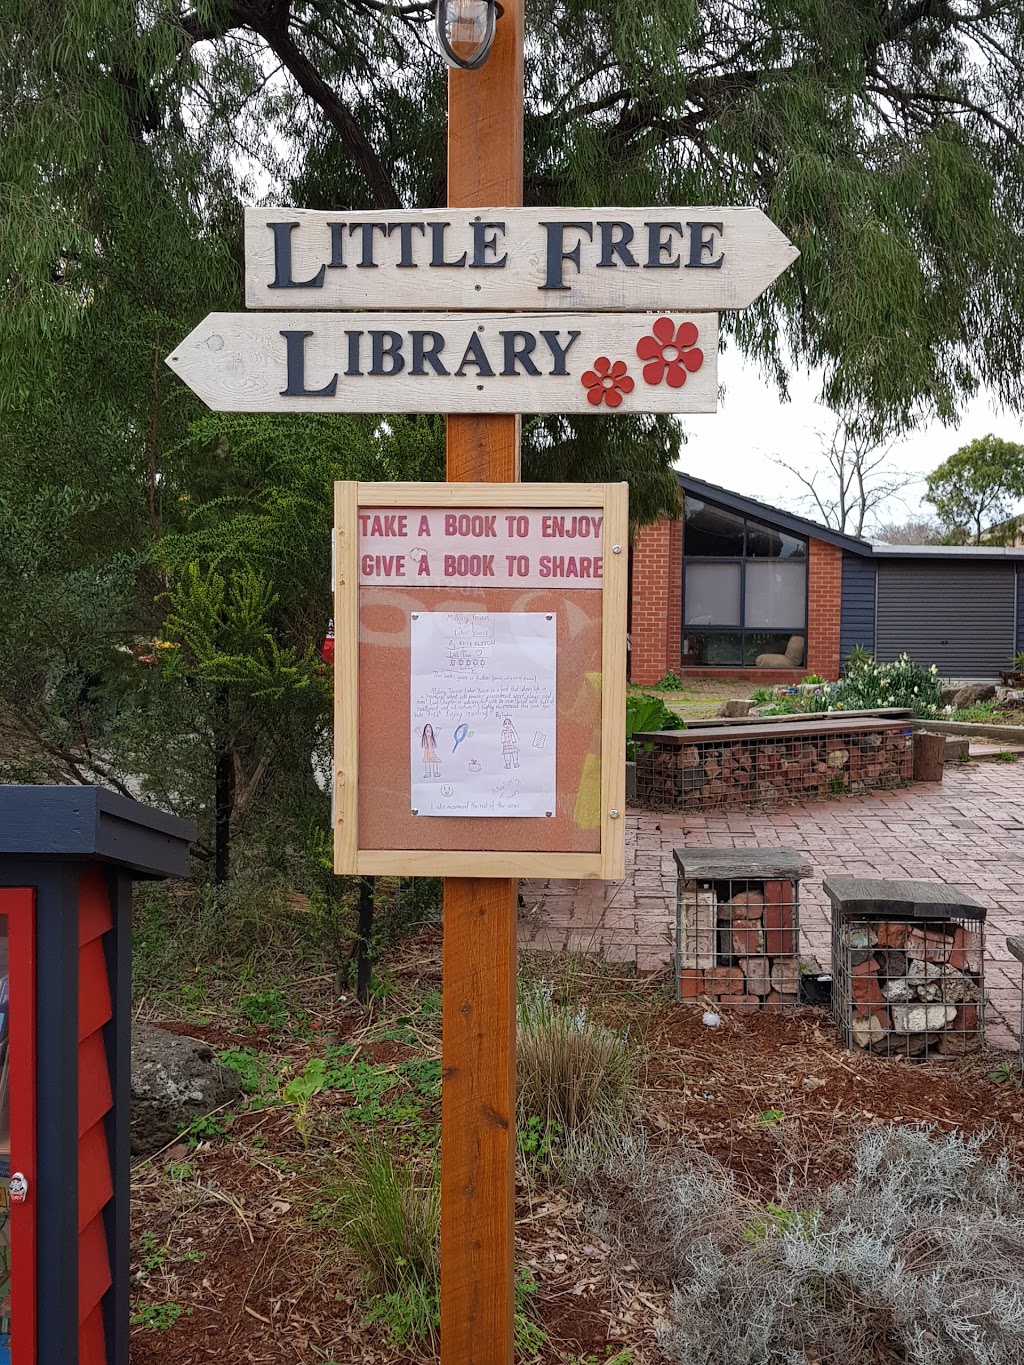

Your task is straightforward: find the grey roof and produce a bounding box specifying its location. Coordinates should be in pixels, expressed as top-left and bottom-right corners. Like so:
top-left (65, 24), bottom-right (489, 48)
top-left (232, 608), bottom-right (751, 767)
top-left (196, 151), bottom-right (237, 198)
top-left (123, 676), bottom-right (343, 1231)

top-left (870, 542), bottom-right (1024, 560)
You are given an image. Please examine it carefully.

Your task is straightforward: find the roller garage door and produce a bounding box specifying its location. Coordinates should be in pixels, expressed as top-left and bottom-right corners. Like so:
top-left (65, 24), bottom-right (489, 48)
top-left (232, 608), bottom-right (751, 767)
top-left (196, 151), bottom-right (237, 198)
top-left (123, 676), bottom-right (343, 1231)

top-left (875, 559), bottom-right (1015, 678)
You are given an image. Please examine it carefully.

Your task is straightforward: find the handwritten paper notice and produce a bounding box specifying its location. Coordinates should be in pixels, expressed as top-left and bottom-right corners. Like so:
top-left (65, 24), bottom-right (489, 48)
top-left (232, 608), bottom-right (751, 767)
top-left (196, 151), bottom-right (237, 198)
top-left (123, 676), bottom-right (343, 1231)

top-left (410, 612), bottom-right (556, 818)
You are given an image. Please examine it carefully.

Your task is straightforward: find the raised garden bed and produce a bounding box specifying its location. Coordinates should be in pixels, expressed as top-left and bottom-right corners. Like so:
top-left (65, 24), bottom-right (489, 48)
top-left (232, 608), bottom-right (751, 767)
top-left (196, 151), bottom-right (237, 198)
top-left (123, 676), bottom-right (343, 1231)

top-left (634, 715), bottom-right (914, 812)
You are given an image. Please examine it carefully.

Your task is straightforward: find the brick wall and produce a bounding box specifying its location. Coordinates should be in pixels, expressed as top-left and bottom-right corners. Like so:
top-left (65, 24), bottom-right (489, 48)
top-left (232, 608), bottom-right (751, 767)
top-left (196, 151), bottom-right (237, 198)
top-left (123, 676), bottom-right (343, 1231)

top-left (807, 537), bottom-right (843, 680)
top-left (630, 502), bottom-right (682, 683)
top-left (631, 512), bottom-right (845, 683)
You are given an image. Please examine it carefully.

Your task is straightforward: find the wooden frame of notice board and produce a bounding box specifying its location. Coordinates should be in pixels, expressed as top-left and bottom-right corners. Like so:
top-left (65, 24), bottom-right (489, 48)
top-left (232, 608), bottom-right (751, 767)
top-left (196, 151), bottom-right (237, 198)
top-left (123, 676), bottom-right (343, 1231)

top-left (333, 481), bottom-right (628, 880)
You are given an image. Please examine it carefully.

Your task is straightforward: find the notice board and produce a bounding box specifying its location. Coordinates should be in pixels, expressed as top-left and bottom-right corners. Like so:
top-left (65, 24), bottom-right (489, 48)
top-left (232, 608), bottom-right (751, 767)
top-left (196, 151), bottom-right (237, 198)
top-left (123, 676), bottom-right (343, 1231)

top-left (333, 482), bottom-right (627, 879)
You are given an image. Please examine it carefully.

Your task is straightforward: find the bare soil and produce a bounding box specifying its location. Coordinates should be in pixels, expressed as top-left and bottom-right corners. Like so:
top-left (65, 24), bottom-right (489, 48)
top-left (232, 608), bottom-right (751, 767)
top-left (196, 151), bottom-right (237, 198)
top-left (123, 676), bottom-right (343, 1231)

top-left (130, 928), bottom-right (1024, 1365)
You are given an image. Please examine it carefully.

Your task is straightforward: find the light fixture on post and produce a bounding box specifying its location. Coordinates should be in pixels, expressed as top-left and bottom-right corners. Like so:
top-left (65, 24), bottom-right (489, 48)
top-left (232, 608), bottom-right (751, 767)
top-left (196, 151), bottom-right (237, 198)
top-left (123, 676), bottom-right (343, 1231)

top-left (435, 0), bottom-right (498, 70)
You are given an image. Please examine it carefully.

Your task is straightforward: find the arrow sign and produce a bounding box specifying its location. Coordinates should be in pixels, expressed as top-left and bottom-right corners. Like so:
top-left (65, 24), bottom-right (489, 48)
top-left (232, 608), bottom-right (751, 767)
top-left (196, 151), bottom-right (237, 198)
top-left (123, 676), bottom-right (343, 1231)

top-left (166, 311), bottom-right (719, 415)
top-left (244, 207), bottom-right (797, 313)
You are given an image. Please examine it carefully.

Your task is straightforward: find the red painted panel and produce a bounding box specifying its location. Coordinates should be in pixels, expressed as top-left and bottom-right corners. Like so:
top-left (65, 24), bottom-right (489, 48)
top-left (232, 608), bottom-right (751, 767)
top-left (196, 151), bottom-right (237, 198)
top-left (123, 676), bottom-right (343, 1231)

top-left (79, 1031), bottom-right (113, 1138)
top-left (78, 937), bottom-right (112, 1043)
top-left (78, 1119), bottom-right (113, 1234)
top-left (2, 886), bottom-right (37, 1364)
top-left (78, 1213), bottom-right (112, 1323)
top-left (79, 1302), bottom-right (107, 1365)
top-left (78, 868), bottom-right (114, 948)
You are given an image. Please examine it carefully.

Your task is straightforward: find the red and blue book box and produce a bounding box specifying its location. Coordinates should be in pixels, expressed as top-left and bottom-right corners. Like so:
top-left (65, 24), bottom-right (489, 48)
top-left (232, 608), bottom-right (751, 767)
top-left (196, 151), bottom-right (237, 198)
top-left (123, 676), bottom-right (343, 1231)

top-left (0, 787), bottom-right (193, 1365)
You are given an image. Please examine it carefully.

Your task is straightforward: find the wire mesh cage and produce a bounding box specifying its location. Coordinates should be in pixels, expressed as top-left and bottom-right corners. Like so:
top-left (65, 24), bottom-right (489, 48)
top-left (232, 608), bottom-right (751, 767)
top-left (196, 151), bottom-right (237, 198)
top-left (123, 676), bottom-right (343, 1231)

top-left (1007, 936), bottom-right (1024, 1071)
top-left (674, 849), bottom-right (812, 1008)
top-left (825, 876), bottom-right (986, 1059)
top-left (636, 723), bottom-right (914, 814)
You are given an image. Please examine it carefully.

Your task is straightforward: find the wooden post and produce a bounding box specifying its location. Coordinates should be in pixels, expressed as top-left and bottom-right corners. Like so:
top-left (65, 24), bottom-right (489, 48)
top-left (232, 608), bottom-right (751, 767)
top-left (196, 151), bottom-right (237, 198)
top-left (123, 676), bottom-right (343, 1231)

top-left (442, 5), bottom-right (524, 1364)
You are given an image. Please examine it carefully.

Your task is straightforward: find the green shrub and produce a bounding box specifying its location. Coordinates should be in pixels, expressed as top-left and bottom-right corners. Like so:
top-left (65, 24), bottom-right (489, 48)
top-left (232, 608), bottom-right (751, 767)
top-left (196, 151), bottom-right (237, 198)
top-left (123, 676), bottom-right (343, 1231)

top-left (829, 652), bottom-right (942, 718)
top-left (650, 670), bottom-right (686, 691)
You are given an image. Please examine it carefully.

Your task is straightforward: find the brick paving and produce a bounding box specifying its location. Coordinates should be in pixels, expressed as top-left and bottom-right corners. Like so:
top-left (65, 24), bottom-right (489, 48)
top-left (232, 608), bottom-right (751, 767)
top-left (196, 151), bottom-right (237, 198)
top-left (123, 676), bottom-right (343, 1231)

top-left (520, 763), bottom-right (1024, 1051)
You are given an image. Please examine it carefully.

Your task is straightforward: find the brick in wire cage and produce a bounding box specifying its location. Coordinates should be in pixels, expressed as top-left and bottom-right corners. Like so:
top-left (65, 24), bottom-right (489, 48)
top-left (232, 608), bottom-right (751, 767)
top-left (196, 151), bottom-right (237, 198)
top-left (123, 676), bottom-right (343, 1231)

top-left (635, 717), bottom-right (914, 814)
top-left (673, 849), bottom-right (812, 1009)
top-left (824, 876), bottom-right (985, 1059)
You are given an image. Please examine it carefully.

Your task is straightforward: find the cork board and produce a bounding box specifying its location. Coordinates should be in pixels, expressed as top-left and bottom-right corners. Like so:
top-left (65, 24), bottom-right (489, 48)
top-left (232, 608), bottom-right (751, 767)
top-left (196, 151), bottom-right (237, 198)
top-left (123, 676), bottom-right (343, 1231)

top-left (334, 482), bottom-right (628, 879)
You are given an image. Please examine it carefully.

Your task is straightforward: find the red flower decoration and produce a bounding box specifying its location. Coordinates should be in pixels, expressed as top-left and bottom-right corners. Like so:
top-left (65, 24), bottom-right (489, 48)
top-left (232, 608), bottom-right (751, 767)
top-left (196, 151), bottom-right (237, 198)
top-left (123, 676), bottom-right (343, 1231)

top-left (636, 318), bottom-right (704, 387)
top-left (580, 356), bottom-right (635, 408)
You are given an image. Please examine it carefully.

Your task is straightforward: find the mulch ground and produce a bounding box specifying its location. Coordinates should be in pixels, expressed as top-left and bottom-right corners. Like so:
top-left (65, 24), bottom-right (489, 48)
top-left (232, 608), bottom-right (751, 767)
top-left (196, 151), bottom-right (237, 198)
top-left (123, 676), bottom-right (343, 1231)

top-left (130, 933), bottom-right (1024, 1365)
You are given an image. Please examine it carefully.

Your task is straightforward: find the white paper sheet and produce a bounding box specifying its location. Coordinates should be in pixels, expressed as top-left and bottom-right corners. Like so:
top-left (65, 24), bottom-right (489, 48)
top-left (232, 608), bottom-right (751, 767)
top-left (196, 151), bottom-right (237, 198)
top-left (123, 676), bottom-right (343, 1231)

top-left (410, 612), bottom-right (557, 817)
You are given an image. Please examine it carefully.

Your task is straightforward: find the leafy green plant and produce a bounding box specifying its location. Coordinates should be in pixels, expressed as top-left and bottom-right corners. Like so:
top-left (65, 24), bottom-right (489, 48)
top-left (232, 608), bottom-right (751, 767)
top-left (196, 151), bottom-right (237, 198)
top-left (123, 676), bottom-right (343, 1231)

top-left (989, 1060), bottom-right (1020, 1085)
top-left (755, 1108), bottom-right (785, 1128)
top-left (180, 1112), bottom-right (231, 1147)
top-left (514, 1267), bottom-right (548, 1358)
top-left (218, 1046), bottom-right (285, 1100)
top-left (801, 673), bottom-right (826, 685)
top-left (282, 1057), bottom-right (328, 1145)
top-left (626, 692), bottom-right (685, 760)
top-left (238, 988), bottom-right (290, 1030)
top-left (996, 750), bottom-right (1019, 762)
top-left (137, 1230), bottom-right (168, 1274)
top-left (131, 1302), bottom-right (191, 1331)
top-left (650, 670), bottom-right (686, 691)
top-left (741, 1200), bottom-right (817, 1243)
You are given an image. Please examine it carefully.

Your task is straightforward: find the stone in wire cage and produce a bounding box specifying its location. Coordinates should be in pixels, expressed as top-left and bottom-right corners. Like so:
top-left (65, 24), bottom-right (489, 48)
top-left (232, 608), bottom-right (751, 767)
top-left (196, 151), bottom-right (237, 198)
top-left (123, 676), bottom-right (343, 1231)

top-left (674, 848), bottom-right (813, 1008)
top-left (825, 876), bottom-right (985, 1059)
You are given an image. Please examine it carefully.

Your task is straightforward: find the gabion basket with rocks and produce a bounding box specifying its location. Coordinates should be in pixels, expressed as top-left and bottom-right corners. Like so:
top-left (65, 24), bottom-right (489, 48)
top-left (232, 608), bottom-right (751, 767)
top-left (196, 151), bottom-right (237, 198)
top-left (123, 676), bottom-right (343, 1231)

top-left (674, 848), bottom-right (813, 1009)
top-left (825, 875), bottom-right (985, 1059)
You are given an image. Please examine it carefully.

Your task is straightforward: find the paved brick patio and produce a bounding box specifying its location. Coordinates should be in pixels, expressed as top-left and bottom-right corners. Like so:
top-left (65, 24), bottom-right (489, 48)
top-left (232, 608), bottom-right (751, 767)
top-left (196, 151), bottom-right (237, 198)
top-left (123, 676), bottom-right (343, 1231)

top-left (520, 763), bottom-right (1024, 1050)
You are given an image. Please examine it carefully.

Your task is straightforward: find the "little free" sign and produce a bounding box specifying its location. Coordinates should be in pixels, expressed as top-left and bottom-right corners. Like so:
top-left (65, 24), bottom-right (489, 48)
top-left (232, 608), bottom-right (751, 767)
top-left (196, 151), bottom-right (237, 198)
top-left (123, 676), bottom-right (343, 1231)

top-left (244, 206), bottom-right (798, 312)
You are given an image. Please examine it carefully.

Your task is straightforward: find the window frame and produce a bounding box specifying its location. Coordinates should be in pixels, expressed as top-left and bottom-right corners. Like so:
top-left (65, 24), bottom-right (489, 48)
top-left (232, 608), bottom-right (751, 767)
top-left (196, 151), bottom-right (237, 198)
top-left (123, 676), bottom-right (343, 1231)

top-left (680, 503), bottom-right (810, 667)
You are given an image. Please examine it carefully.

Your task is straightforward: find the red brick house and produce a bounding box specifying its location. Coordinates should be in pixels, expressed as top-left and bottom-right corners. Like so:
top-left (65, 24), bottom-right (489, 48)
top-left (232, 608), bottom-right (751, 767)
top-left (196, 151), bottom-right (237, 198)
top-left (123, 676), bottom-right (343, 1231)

top-left (630, 472), bottom-right (1024, 685)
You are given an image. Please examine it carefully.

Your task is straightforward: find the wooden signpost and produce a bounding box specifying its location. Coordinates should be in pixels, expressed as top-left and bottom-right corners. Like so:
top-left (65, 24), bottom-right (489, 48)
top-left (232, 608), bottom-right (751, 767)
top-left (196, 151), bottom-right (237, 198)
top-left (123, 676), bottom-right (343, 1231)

top-left (243, 205), bottom-right (799, 312)
top-left (165, 310), bottom-right (718, 414)
top-left (165, 3), bottom-right (798, 1360)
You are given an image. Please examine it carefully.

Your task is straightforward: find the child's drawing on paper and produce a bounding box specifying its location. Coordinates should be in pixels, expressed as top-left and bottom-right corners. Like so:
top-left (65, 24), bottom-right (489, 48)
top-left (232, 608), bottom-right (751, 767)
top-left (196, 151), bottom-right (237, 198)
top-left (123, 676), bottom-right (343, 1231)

top-left (410, 612), bottom-right (556, 817)
top-left (501, 718), bottom-right (520, 769)
top-left (420, 723), bottom-right (441, 778)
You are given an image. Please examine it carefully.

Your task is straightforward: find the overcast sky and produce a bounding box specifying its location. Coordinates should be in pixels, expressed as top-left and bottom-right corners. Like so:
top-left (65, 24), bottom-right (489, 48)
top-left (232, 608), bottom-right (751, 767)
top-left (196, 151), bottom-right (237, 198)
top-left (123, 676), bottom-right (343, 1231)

top-left (676, 349), bottom-right (1024, 535)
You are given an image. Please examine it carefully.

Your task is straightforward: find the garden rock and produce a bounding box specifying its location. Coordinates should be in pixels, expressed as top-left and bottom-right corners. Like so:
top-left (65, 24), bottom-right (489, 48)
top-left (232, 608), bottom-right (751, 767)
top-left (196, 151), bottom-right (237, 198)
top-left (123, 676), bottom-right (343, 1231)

top-left (851, 1013), bottom-right (886, 1048)
top-left (891, 1002), bottom-right (957, 1032)
top-left (131, 1023), bottom-right (243, 1156)
top-left (716, 699), bottom-right (754, 718)
top-left (951, 682), bottom-right (996, 709)
top-left (907, 959), bottom-right (979, 1003)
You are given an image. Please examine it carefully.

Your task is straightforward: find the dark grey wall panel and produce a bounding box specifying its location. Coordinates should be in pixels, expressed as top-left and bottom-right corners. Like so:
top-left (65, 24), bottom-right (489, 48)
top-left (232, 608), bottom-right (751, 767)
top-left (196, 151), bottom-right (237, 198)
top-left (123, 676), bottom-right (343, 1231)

top-left (1017, 564), bottom-right (1023, 655)
top-left (840, 554), bottom-right (876, 662)
top-left (875, 560), bottom-right (1015, 678)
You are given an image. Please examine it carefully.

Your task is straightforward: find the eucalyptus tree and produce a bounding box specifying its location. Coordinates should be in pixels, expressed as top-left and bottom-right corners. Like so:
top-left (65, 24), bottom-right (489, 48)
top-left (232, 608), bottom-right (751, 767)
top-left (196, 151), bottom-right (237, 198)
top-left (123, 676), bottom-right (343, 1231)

top-left (5, 0), bottom-right (1024, 890)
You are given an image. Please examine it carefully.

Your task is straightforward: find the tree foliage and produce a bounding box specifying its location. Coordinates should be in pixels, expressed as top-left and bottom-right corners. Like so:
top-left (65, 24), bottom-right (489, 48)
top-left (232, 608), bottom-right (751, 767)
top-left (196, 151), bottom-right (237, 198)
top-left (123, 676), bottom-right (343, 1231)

top-left (6, 0), bottom-right (1024, 891)
top-left (925, 434), bottom-right (1024, 543)
top-left (6, 1), bottom-right (1024, 429)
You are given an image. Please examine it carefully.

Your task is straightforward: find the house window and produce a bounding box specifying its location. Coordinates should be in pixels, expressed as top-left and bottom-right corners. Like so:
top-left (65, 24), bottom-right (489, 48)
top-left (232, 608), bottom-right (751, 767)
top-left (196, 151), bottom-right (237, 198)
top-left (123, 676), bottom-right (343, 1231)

top-left (681, 497), bottom-right (808, 667)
